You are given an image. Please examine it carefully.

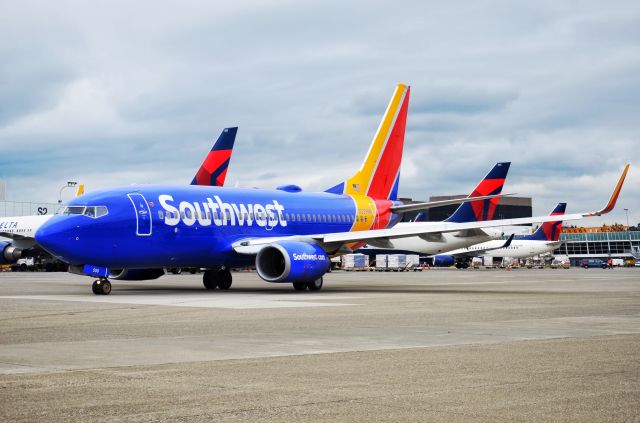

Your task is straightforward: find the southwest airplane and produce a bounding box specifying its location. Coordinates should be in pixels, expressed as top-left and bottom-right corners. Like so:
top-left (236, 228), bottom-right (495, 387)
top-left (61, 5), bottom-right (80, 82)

top-left (34, 84), bottom-right (630, 295)
top-left (436, 203), bottom-right (567, 267)
top-left (361, 162), bottom-right (511, 255)
top-left (0, 128), bottom-right (237, 268)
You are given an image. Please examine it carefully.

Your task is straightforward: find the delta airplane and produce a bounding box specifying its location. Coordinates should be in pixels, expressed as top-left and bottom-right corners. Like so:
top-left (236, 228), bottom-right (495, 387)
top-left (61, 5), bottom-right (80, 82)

top-left (361, 162), bottom-right (511, 255)
top-left (0, 128), bottom-right (237, 267)
top-left (34, 84), bottom-right (630, 295)
top-left (436, 203), bottom-right (567, 267)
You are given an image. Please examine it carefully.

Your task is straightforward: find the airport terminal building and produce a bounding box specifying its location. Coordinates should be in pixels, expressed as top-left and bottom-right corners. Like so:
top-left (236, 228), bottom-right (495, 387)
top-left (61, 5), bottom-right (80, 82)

top-left (554, 231), bottom-right (640, 265)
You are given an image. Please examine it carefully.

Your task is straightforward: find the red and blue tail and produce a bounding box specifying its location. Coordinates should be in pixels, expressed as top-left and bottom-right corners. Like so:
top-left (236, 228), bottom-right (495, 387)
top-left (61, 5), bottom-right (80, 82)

top-left (191, 127), bottom-right (237, 187)
top-left (523, 203), bottom-right (566, 241)
top-left (444, 162), bottom-right (511, 223)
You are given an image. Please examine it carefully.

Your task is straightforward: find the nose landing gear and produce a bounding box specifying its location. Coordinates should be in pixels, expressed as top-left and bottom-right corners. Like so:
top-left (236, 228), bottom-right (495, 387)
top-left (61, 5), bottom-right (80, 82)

top-left (92, 279), bottom-right (112, 295)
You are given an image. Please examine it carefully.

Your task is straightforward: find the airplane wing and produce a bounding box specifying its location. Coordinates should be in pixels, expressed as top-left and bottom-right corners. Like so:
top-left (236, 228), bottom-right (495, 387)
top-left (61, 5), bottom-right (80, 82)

top-left (233, 164), bottom-right (629, 254)
top-left (390, 193), bottom-right (515, 213)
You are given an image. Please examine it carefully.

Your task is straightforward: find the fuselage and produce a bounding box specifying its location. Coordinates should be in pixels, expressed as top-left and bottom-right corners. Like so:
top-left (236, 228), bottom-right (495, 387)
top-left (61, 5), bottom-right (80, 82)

top-left (0, 215), bottom-right (53, 249)
top-left (450, 238), bottom-right (562, 258)
top-left (35, 185), bottom-right (398, 269)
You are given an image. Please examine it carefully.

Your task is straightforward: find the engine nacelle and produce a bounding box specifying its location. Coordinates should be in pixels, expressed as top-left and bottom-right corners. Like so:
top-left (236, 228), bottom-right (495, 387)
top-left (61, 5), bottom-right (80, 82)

top-left (433, 255), bottom-right (455, 267)
top-left (0, 241), bottom-right (23, 264)
top-left (108, 268), bottom-right (166, 281)
top-left (256, 241), bottom-right (329, 283)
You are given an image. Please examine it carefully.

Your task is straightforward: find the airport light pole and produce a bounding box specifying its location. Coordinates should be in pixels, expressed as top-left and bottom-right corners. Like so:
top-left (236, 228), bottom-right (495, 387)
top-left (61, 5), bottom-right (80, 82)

top-left (624, 208), bottom-right (629, 229)
top-left (58, 181), bottom-right (78, 204)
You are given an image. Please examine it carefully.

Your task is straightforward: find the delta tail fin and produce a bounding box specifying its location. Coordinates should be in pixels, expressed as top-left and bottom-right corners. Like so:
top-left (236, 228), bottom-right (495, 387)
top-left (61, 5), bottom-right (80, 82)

top-left (191, 127), bottom-right (238, 187)
top-left (444, 162), bottom-right (511, 223)
top-left (325, 84), bottom-right (410, 200)
top-left (523, 203), bottom-right (566, 241)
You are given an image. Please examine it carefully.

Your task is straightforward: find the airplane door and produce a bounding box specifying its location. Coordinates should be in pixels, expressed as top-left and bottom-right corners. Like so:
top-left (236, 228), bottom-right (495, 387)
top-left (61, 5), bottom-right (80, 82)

top-left (127, 193), bottom-right (152, 236)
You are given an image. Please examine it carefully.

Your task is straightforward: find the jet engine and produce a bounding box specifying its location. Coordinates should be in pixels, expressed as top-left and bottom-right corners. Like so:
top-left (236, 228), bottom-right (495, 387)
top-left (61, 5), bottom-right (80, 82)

top-left (108, 268), bottom-right (166, 281)
top-left (0, 241), bottom-right (23, 264)
top-left (256, 241), bottom-right (329, 283)
top-left (433, 255), bottom-right (455, 267)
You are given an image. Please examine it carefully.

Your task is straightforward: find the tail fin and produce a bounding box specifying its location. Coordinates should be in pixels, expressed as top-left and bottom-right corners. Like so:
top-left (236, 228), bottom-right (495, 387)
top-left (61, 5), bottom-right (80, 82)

top-left (524, 203), bottom-right (566, 241)
top-left (191, 127), bottom-right (238, 187)
top-left (325, 84), bottom-right (410, 200)
top-left (75, 184), bottom-right (85, 197)
top-left (445, 162), bottom-right (511, 223)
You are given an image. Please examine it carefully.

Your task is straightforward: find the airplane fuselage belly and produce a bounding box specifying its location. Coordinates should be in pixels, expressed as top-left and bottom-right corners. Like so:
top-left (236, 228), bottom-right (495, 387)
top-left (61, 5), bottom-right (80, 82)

top-left (388, 233), bottom-right (494, 255)
top-left (484, 242), bottom-right (556, 259)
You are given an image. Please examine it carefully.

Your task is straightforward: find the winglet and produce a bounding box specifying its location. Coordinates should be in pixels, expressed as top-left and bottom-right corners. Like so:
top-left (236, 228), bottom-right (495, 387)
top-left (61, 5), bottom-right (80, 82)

top-left (583, 164), bottom-right (630, 216)
top-left (502, 233), bottom-right (514, 248)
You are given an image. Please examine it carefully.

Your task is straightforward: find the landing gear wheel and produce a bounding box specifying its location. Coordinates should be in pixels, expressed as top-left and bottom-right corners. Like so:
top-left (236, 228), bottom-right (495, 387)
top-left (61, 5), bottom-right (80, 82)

top-left (293, 282), bottom-right (308, 291)
top-left (307, 277), bottom-right (323, 291)
top-left (217, 269), bottom-right (232, 290)
top-left (203, 270), bottom-right (218, 290)
top-left (92, 279), bottom-right (111, 295)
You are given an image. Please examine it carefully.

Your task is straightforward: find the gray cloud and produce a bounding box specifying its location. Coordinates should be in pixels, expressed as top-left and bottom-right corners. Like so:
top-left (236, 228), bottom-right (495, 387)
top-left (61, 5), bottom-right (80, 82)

top-left (0, 0), bottom-right (639, 226)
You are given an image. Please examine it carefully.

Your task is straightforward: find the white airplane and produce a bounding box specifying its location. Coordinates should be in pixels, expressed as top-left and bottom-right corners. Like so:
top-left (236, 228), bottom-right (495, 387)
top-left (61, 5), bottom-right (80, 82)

top-left (435, 202), bottom-right (567, 268)
top-left (362, 162), bottom-right (511, 255)
top-left (0, 185), bottom-right (86, 264)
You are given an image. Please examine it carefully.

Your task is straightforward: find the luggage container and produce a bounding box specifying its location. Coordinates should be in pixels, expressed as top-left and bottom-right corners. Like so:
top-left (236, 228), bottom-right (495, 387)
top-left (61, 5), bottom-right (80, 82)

top-left (387, 254), bottom-right (407, 271)
top-left (342, 254), bottom-right (369, 270)
top-left (375, 254), bottom-right (388, 270)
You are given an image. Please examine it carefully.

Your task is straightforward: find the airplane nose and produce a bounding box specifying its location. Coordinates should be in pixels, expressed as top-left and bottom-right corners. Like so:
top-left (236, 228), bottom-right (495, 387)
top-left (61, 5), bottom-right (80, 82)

top-left (35, 217), bottom-right (83, 264)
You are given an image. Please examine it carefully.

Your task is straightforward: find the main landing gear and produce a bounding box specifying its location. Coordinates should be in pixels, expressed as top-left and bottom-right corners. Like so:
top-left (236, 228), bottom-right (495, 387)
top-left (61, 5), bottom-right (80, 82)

top-left (203, 267), bottom-right (233, 290)
top-left (92, 279), bottom-right (112, 295)
top-left (292, 277), bottom-right (323, 292)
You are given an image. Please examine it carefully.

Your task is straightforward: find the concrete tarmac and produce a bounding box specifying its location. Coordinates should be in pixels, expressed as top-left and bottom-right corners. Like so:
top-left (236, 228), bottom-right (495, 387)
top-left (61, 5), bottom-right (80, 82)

top-left (0, 268), bottom-right (638, 421)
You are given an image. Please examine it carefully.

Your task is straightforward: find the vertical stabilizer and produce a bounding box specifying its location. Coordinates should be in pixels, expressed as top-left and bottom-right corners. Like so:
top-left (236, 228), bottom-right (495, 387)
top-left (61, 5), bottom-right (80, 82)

top-left (524, 203), bottom-right (566, 241)
top-left (191, 127), bottom-right (238, 187)
top-left (326, 84), bottom-right (410, 200)
top-left (444, 162), bottom-right (511, 223)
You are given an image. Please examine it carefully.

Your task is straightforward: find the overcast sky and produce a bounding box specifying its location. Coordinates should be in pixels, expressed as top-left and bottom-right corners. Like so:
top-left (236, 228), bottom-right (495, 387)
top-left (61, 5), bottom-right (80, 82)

top-left (1, 0), bottom-right (638, 226)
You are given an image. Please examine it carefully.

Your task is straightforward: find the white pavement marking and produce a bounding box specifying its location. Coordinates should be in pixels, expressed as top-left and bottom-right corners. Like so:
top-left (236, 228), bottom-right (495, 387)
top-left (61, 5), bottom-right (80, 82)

top-left (0, 293), bottom-right (365, 309)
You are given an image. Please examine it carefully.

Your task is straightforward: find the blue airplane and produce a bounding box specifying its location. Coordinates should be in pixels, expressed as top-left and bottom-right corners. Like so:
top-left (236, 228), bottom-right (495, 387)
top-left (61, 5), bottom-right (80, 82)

top-left (34, 84), bottom-right (630, 295)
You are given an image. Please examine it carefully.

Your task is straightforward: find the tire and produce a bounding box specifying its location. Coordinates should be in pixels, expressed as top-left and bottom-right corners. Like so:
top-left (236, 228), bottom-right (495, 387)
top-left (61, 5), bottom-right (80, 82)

top-left (92, 280), bottom-right (111, 295)
top-left (293, 282), bottom-right (307, 291)
top-left (203, 270), bottom-right (218, 290)
top-left (217, 270), bottom-right (232, 290)
top-left (307, 277), bottom-right (323, 291)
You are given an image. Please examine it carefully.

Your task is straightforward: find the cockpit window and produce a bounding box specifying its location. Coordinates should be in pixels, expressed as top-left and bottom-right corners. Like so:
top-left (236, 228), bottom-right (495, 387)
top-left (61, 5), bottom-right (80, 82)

top-left (63, 206), bottom-right (86, 215)
top-left (60, 205), bottom-right (108, 218)
top-left (95, 206), bottom-right (108, 217)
